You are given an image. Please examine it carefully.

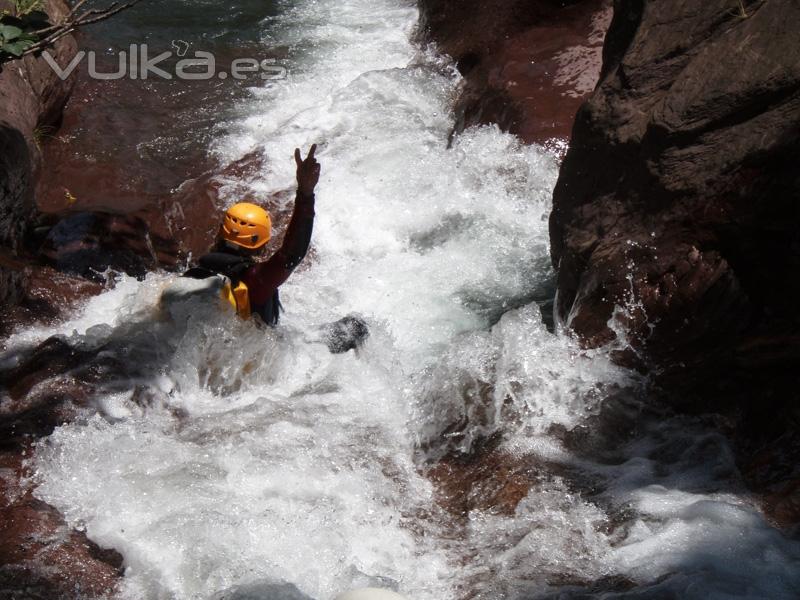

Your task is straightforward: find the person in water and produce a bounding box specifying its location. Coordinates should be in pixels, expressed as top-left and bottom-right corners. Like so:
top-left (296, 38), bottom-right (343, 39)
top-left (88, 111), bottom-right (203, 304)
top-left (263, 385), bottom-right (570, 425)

top-left (184, 145), bottom-right (368, 353)
top-left (185, 144), bottom-right (321, 325)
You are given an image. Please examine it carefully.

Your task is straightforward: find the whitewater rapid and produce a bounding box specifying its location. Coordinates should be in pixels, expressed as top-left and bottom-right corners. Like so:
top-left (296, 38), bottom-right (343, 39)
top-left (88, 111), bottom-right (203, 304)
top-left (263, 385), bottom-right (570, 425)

top-left (13, 0), bottom-right (800, 599)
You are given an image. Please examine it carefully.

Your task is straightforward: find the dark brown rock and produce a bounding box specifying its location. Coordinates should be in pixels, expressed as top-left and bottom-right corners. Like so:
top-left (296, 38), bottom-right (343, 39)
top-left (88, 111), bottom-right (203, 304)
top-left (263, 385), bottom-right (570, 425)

top-left (429, 442), bottom-right (546, 517)
top-left (0, 452), bottom-right (123, 599)
top-left (550, 0), bottom-right (800, 405)
top-left (0, 127), bottom-right (32, 307)
top-left (0, 265), bottom-right (103, 336)
top-left (37, 211), bottom-right (165, 280)
top-left (0, 7), bottom-right (121, 592)
top-left (418, 0), bottom-right (611, 146)
top-left (0, 0), bottom-right (77, 305)
top-left (0, 333), bottom-right (129, 595)
top-left (741, 426), bottom-right (800, 528)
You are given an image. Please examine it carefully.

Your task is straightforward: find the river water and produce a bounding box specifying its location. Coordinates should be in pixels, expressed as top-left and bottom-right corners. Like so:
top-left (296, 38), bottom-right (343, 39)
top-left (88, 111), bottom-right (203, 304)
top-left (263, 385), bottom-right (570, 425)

top-left (10, 0), bottom-right (800, 598)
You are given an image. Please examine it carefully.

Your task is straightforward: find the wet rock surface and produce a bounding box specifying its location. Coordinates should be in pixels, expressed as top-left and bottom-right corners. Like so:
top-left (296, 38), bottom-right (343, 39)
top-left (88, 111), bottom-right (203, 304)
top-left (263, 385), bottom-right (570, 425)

top-left (418, 0), bottom-right (611, 147)
top-left (429, 440), bottom-right (544, 517)
top-left (550, 0), bottom-right (800, 397)
top-left (0, 0), bottom-right (77, 306)
top-left (0, 335), bottom-right (125, 598)
top-left (0, 452), bottom-right (124, 600)
top-left (0, 4), bottom-right (132, 587)
top-left (0, 263), bottom-right (103, 337)
top-left (549, 0), bottom-right (800, 517)
top-left (37, 212), bottom-right (160, 280)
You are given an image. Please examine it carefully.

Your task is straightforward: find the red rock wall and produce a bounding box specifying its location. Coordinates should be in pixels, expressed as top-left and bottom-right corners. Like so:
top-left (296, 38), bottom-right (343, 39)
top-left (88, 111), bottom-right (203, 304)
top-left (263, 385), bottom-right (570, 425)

top-left (0, 0), bottom-right (77, 303)
top-left (0, 4), bottom-right (128, 595)
top-left (417, 0), bottom-right (611, 148)
top-left (550, 0), bottom-right (800, 412)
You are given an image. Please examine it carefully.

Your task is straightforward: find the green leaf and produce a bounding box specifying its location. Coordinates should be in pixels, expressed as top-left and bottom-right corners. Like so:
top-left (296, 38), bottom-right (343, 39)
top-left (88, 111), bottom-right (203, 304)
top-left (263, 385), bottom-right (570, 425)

top-left (2, 38), bottom-right (34, 56)
top-left (0, 24), bottom-right (23, 41)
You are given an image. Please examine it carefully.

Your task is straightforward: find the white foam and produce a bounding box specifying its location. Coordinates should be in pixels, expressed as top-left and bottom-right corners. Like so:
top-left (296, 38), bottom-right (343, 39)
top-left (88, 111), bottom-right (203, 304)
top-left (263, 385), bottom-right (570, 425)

top-left (26, 0), bottom-right (800, 599)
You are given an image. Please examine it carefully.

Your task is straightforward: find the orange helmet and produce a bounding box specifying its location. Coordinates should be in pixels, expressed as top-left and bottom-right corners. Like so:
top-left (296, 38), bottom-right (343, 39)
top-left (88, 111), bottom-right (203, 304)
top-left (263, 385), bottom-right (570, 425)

top-left (220, 202), bottom-right (271, 250)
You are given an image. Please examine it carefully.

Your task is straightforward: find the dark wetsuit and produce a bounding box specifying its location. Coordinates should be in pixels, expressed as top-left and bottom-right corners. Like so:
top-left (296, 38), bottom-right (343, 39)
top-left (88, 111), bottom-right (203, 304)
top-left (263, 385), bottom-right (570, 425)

top-left (185, 190), bottom-right (315, 325)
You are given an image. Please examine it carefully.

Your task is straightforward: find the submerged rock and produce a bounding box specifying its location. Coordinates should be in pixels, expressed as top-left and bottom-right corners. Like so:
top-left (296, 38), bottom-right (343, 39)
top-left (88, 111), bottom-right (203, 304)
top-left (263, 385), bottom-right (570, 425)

top-left (322, 315), bottom-right (370, 354)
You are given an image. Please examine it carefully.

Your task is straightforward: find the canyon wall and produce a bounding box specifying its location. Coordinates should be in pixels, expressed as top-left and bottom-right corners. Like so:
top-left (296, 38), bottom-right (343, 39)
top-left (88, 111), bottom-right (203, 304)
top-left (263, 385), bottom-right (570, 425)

top-left (547, 0), bottom-right (800, 522)
top-left (0, 5), bottom-right (127, 596)
top-left (0, 0), bottom-right (76, 305)
top-left (420, 0), bottom-right (800, 418)
top-left (418, 0), bottom-right (610, 147)
top-left (421, 0), bottom-right (800, 517)
top-left (549, 0), bottom-right (800, 415)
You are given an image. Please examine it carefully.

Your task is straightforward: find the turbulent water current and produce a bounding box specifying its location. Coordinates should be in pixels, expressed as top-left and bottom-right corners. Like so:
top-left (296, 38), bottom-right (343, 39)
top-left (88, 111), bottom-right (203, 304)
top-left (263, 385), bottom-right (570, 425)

top-left (5, 0), bottom-right (800, 598)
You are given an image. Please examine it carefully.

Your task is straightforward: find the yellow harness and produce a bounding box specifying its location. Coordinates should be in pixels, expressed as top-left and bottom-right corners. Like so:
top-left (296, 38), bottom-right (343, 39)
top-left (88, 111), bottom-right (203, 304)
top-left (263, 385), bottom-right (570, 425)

top-left (221, 279), bottom-right (251, 319)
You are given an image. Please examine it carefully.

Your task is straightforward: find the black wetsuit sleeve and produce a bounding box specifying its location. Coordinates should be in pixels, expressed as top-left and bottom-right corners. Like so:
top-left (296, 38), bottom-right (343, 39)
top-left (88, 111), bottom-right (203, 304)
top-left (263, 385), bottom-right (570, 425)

top-left (241, 191), bottom-right (315, 306)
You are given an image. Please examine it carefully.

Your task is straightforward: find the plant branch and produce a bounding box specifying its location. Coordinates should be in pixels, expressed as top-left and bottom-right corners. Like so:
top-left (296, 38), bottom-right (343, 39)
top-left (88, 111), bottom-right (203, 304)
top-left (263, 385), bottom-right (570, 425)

top-left (18, 0), bottom-right (145, 58)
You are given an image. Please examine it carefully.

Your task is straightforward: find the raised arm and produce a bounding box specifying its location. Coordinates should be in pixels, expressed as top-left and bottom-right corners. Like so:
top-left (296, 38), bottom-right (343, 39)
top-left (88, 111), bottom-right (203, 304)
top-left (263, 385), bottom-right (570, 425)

top-left (242, 144), bottom-right (321, 305)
